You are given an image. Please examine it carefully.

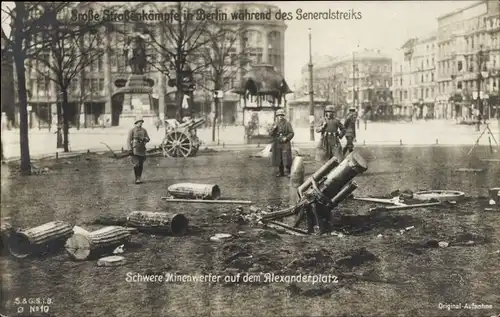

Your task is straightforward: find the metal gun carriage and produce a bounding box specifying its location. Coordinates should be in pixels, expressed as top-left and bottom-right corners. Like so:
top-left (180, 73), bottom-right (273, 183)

top-left (161, 117), bottom-right (205, 157)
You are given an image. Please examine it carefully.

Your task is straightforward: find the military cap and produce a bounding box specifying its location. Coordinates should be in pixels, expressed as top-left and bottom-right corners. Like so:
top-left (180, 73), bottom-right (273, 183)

top-left (134, 116), bottom-right (144, 124)
top-left (275, 109), bottom-right (285, 116)
top-left (325, 105), bottom-right (335, 112)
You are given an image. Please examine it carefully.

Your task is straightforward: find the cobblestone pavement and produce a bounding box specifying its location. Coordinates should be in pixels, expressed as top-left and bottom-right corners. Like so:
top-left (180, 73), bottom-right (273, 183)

top-left (2, 119), bottom-right (499, 159)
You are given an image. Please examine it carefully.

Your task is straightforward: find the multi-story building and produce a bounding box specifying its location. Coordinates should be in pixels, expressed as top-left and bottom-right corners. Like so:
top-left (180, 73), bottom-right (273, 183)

top-left (15, 2), bottom-right (287, 128)
top-left (410, 33), bottom-right (438, 118)
top-left (299, 50), bottom-right (392, 120)
top-left (392, 38), bottom-right (418, 118)
top-left (436, 0), bottom-right (500, 119)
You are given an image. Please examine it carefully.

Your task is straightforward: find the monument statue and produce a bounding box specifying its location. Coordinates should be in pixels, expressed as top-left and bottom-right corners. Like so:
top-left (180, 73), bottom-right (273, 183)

top-left (124, 31), bottom-right (149, 75)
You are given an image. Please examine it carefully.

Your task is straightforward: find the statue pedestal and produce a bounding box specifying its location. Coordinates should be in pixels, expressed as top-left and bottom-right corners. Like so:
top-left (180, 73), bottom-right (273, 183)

top-left (117, 74), bottom-right (157, 127)
top-left (120, 111), bottom-right (157, 127)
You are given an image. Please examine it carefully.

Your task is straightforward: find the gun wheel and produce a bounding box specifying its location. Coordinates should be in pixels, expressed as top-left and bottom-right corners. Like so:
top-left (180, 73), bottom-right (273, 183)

top-left (162, 131), bottom-right (192, 158)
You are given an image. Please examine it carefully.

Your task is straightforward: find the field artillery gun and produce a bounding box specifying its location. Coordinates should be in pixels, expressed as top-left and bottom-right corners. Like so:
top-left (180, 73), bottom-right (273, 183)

top-left (261, 152), bottom-right (368, 234)
top-left (162, 117), bottom-right (205, 158)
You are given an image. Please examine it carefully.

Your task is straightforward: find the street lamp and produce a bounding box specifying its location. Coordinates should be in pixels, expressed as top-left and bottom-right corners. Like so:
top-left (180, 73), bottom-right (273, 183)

top-left (308, 28), bottom-right (315, 141)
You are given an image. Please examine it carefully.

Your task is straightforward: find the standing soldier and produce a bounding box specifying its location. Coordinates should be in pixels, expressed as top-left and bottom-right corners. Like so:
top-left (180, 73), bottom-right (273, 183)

top-left (343, 107), bottom-right (358, 156)
top-left (269, 109), bottom-right (295, 177)
top-left (127, 117), bottom-right (150, 184)
top-left (316, 105), bottom-right (345, 162)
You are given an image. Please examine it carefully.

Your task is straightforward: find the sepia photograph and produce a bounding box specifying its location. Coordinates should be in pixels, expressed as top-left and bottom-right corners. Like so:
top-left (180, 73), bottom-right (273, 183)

top-left (1, 1), bottom-right (499, 316)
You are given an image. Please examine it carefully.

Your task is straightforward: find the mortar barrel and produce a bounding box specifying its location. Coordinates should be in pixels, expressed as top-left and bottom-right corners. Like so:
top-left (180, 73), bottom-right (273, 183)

top-left (489, 187), bottom-right (500, 205)
top-left (8, 221), bottom-right (73, 259)
top-left (127, 211), bottom-right (189, 236)
top-left (289, 156), bottom-right (305, 204)
top-left (318, 152), bottom-right (367, 200)
top-left (167, 183), bottom-right (221, 200)
top-left (330, 181), bottom-right (358, 209)
top-left (297, 156), bottom-right (339, 194)
top-left (65, 226), bottom-right (131, 261)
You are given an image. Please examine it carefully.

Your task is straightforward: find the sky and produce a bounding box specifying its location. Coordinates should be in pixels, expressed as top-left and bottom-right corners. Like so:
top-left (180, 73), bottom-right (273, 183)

top-left (2, 1), bottom-right (478, 87)
top-left (267, 1), bottom-right (478, 88)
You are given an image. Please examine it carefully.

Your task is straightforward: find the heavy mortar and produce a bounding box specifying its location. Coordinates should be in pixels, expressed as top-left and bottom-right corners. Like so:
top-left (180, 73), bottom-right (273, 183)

top-left (261, 152), bottom-right (368, 234)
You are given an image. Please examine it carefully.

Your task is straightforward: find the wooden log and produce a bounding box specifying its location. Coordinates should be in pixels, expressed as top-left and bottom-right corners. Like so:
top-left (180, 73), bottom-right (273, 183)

top-left (369, 202), bottom-right (442, 212)
top-left (289, 156), bottom-right (305, 204)
top-left (127, 211), bottom-right (189, 236)
top-left (65, 226), bottom-right (131, 261)
top-left (161, 198), bottom-right (252, 205)
top-left (297, 156), bottom-right (339, 194)
top-left (167, 183), bottom-right (221, 200)
top-left (7, 221), bottom-right (73, 259)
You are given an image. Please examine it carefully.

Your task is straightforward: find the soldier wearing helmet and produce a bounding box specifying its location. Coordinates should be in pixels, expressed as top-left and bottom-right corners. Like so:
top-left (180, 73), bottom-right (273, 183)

top-left (269, 108), bottom-right (295, 177)
top-left (342, 106), bottom-right (358, 155)
top-left (315, 105), bottom-right (345, 162)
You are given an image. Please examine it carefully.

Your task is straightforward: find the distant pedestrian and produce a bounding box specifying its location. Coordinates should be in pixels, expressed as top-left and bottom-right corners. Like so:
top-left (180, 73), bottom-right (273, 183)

top-left (316, 105), bottom-right (345, 162)
top-left (343, 107), bottom-right (358, 156)
top-left (127, 116), bottom-right (150, 184)
top-left (269, 109), bottom-right (294, 177)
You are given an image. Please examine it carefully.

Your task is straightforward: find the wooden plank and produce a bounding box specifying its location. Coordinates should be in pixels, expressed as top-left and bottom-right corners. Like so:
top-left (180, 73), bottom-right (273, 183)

top-left (266, 220), bottom-right (308, 236)
top-left (370, 202), bottom-right (442, 212)
top-left (161, 198), bottom-right (253, 205)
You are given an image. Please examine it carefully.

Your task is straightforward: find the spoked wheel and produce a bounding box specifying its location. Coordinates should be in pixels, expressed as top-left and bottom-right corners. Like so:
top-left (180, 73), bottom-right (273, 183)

top-left (162, 131), bottom-right (192, 157)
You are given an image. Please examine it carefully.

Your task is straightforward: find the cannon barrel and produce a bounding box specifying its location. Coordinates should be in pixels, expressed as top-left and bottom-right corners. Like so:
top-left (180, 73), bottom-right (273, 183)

top-left (178, 118), bottom-right (205, 130)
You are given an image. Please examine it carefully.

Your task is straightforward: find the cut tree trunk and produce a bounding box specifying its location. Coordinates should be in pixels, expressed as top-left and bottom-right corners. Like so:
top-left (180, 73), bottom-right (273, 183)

top-left (7, 221), bottom-right (74, 258)
top-left (65, 226), bottom-right (131, 261)
top-left (127, 211), bottom-right (189, 236)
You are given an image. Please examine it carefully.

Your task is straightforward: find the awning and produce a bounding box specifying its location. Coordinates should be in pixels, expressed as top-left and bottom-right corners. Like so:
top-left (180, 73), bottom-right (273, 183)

top-left (232, 64), bottom-right (292, 96)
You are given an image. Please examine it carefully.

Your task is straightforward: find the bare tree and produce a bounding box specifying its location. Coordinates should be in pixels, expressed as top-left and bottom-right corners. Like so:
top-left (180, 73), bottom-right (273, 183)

top-left (1, 2), bottom-right (72, 174)
top-left (29, 3), bottom-right (116, 152)
top-left (142, 2), bottom-right (216, 121)
top-left (195, 21), bottom-right (248, 142)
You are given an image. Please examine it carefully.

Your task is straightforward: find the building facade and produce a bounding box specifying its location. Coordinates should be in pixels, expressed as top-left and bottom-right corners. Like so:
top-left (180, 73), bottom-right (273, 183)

top-left (436, 0), bottom-right (500, 120)
top-left (411, 33), bottom-right (438, 119)
top-left (392, 38), bottom-right (418, 118)
top-left (14, 2), bottom-right (287, 128)
top-left (299, 50), bottom-right (392, 120)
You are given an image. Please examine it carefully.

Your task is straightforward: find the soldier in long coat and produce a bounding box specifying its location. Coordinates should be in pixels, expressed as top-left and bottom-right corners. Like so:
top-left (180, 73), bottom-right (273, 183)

top-left (127, 117), bottom-right (150, 184)
top-left (316, 105), bottom-right (345, 162)
top-left (269, 109), bottom-right (295, 177)
top-left (343, 107), bottom-right (358, 156)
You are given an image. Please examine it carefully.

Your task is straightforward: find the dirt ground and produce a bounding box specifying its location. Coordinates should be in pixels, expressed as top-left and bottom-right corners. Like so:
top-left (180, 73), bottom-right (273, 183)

top-left (1, 145), bottom-right (499, 317)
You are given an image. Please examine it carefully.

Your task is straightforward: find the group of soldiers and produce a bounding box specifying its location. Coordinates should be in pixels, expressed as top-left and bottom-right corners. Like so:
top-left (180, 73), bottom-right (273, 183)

top-left (269, 106), bottom-right (358, 177)
top-left (125, 105), bottom-right (357, 184)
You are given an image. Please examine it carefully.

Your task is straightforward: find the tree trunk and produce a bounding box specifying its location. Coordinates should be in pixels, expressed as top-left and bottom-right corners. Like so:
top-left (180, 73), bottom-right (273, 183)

top-left (13, 45), bottom-right (31, 175)
top-left (176, 89), bottom-right (184, 122)
top-left (212, 98), bottom-right (218, 142)
top-left (62, 89), bottom-right (70, 152)
top-left (56, 100), bottom-right (63, 149)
